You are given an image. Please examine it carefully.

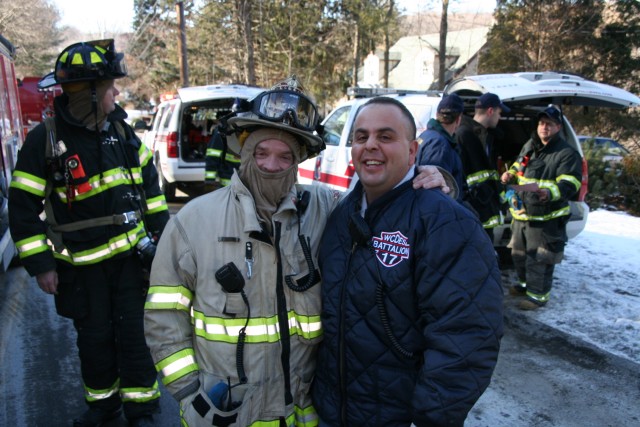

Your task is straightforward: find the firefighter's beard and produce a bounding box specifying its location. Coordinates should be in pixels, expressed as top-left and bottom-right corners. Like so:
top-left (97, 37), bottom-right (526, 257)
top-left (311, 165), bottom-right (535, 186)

top-left (239, 156), bottom-right (297, 234)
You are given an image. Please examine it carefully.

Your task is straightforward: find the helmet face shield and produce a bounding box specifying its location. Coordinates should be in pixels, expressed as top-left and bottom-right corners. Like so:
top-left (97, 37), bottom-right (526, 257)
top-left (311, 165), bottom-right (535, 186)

top-left (252, 90), bottom-right (319, 132)
top-left (226, 78), bottom-right (326, 162)
top-left (108, 52), bottom-right (128, 78)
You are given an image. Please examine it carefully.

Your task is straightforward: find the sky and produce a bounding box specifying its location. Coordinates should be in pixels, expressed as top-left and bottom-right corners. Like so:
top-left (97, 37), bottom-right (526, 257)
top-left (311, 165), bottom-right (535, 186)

top-left (397, 0), bottom-right (497, 15)
top-left (53, 0), bottom-right (135, 34)
top-left (53, 0), bottom-right (498, 35)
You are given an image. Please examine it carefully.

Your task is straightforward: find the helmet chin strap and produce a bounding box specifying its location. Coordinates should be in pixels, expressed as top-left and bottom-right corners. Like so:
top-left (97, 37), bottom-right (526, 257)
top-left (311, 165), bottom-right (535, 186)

top-left (72, 82), bottom-right (101, 130)
top-left (91, 82), bottom-right (99, 131)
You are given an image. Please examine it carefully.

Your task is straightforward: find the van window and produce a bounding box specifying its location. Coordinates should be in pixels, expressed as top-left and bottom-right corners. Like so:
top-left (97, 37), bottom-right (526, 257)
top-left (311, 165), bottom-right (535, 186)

top-left (160, 104), bottom-right (175, 130)
top-left (322, 105), bottom-right (351, 147)
top-left (152, 104), bottom-right (168, 132)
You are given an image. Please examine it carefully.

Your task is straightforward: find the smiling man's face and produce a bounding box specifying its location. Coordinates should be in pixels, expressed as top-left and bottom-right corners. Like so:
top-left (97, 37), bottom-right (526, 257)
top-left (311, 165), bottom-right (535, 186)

top-left (351, 102), bottom-right (418, 203)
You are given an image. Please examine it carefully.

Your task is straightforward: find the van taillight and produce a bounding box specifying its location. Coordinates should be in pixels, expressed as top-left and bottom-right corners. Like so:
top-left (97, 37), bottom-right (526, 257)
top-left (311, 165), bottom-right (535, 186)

top-left (578, 158), bottom-right (589, 201)
top-left (166, 132), bottom-right (178, 158)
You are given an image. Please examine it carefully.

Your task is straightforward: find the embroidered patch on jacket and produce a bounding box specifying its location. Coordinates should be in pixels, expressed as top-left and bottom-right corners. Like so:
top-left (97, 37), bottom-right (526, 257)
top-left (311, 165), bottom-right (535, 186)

top-left (372, 231), bottom-right (410, 267)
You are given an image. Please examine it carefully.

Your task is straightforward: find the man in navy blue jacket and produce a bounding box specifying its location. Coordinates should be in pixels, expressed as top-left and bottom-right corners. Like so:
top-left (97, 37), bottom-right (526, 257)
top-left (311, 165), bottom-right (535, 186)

top-left (417, 94), bottom-right (466, 200)
top-left (312, 97), bottom-right (503, 427)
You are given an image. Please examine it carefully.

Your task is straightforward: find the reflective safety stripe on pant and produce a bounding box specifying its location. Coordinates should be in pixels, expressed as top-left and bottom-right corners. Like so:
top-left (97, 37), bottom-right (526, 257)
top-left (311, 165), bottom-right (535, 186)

top-left (509, 218), bottom-right (566, 303)
top-left (72, 254), bottom-right (160, 418)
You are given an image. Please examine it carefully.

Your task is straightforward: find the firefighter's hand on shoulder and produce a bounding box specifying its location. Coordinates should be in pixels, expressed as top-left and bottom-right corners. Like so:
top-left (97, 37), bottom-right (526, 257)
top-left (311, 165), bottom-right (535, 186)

top-left (36, 270), bottom-right (59, 295)
top-left (413, 165), bottom-right (450, 193)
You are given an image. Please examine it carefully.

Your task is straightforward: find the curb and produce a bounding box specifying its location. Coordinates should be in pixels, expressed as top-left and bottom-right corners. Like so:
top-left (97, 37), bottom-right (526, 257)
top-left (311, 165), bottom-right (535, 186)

top-left (502, 297), bottom-right (640, 376)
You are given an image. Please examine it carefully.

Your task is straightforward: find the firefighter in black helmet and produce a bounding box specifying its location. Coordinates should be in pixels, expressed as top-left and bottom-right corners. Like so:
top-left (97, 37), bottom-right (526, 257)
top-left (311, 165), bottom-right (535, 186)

top-left (9, 39), bottom-right (169, 427)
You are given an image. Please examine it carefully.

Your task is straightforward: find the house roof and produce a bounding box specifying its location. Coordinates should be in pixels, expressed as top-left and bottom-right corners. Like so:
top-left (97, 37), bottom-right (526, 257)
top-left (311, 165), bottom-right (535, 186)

top-left (384, 27), bottom-right (490, 89)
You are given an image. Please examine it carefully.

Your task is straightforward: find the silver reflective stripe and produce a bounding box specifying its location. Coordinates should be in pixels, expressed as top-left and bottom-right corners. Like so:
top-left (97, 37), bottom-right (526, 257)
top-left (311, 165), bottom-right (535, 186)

top-left (18, 237), bottom-right (48, 254)
top-left (146, 289), bottom-right (191, 310)
top-left (193, 310), bottom-right (322, 342)
top-left (146, 197), bottom-right (166, 212)
top-left (161, 354), bottom-right (197, 378)
top-left (196, 318), bottom-right (276, 338)
top-left (13, 174), bottom-right (46, 193)
top-left (121, 386), bottom-right (160, 402)
top-left (85, 384), bottom-right (119, 401)
top-left (289, 314), bottom-right (322, 335)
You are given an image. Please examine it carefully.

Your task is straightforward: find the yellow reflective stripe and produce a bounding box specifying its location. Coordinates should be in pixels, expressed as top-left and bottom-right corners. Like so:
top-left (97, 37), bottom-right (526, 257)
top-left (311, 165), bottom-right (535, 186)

top-left (557, 174), bottom-right (581, 193)
top-left (15, 234), bottom-right (50, 258)
top-left (289, 312), bottom-right (322, 340)
top-left (120, 380), bottom-right (161, 403)
top-left (145, 285), bottom-right (193, 312)
top-left (510, 205), bottom-right (571, 221)
top-left (515, 175), bottom-right (533, 185)
top-left (294, 404), bottom-right (318, 426)
top-left (206, 148), bottom-right (222, 158)
top-left (466, 169), bottom-right (498, 186)
top-left (52, 224), bottom-right (146, 265)
top-left (145, 195), bottom-right (169, 214)
top-left (244, 406), bottom-right (317, 427)
top-left (482, 214), bottom-right (502, 229)
top-left (205, 171), bottom-right (218, 179)
top-left (224, 153), bottom-right (240, 163)
top-left (10, 171), bottom-right (47, 196)
top-left (248, 419), bottom-right (282, 427)
top-left (192, 310), bottom-right (322, 343)
top-left (54, 167), bottom-right (143, 203)
top-left (508, 162), bottom-right (523, 175)
top-left (156, 348), bottom-right (199, 386)
top-left (533, 179), bottom-right (560, 200)
top-left (526, 290), bottom-right (550, 303)
top-left (138, 144), bottom-right (152, 167)
top-left (219, 178), bottom-right (231, 186)
top-left (517, 174), bottom-right (581, 202)
top-left (84, 379), bottom-right (119, 402)
top-left (205, 149), bottom-right (239, 163)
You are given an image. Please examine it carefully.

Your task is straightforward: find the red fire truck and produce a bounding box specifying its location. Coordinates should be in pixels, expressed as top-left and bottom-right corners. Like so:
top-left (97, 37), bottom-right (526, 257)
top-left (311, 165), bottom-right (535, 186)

top-left (0, 34), bottom-right (24, 271)
top-left (17, 75), bottom-right (61, 137)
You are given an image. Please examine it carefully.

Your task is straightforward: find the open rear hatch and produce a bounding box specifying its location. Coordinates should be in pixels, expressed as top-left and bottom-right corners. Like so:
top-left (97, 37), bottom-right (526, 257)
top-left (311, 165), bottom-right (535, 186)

top-left (445, 72), bottom-right (640, 109)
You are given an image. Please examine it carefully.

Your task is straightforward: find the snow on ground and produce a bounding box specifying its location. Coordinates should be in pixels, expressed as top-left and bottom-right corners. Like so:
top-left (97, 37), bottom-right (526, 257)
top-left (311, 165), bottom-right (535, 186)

top-left (518, 209), bottom-right (640, 365)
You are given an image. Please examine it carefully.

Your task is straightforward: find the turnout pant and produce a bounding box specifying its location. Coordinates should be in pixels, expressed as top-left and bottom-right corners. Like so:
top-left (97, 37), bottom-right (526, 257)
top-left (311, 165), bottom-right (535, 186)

top-left (509, 218), bottom-right (567, 304)
top-left (69, 254), bottom-right (160, 419)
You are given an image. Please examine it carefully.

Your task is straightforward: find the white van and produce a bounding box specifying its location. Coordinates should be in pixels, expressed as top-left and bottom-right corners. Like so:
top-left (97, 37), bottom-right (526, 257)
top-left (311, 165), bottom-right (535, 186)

top-left (298, 72), bottom-right (640, 247)
top-left (146, 84), bottom-right (264, 201)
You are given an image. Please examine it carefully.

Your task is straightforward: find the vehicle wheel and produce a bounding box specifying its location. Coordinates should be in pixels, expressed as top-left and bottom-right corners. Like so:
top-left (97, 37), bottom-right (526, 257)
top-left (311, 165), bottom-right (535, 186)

top-left (156, 159), bottom-right (176, 202)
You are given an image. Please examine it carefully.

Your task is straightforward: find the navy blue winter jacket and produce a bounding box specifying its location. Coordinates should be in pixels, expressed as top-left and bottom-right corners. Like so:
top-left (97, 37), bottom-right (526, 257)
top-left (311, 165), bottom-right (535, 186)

top-left (312, 174), bottom-right (503, 427)
top-left (417, 119), bottom-right (466, 200)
